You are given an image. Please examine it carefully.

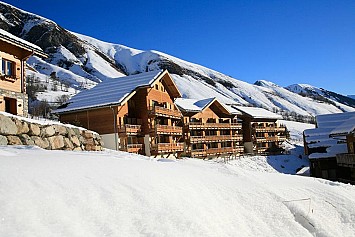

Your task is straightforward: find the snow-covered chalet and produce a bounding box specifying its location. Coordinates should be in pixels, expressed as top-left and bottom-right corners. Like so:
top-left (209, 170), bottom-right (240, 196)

top-left (0, 29), bottom-right (46, 116)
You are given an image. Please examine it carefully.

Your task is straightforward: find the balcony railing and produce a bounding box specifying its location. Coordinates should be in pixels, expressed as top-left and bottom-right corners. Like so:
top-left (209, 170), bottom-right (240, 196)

top-left (336, 153), bottom-right (355, 167)
top-left (254, 126), bottom-right (286, 132)
top-left (120, 144), bottom-right (143, 153)
top-left (190, 135), bottom-right (237, 143)
top-left (149, 106), bottom-right (182, 118)
top-left (206, 147), bottom-right (234, 155)
top-left (152, 124), bottom-right (183, 135)
top-left (255, 136), bottom-right (287, 142)
top-left (151, 142), bottom-right (184, 153)
top-left (187, 122), bottom-right (242, 130)
top-left (190, 149), bottom-right (207, 157)
top-left (119, 124), bottom-right (141, 135)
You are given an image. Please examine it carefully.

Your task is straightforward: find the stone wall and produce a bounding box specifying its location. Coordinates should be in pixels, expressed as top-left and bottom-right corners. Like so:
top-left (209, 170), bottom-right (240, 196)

top-left (0, 88), bottom-right (28, 116)
top-left (0, 113), bottom-right (103, 151)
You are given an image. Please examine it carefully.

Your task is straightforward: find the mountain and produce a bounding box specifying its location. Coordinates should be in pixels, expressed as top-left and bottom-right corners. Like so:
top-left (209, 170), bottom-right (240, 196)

top-left (1, 2), bottom-right (354, 119)
top-left (349, 95), bottom-right (355, 100)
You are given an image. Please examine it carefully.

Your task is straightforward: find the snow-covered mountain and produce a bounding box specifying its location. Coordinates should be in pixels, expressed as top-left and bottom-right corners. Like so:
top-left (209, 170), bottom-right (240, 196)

top-left (349, 95), bottom-right (355, 100)
top-left (1, 1), bottom-right (354, 118)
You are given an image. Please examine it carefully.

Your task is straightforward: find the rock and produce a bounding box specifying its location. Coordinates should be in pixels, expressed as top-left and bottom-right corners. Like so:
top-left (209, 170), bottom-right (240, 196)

top-left (70, 136), bottom-right (80, 147)
top-left (53, 125), bottom-right (67, 135)
top-left (0, 114), bottom-right (18, 135)
top-left (47, 135), bottom-right (65, 149)
top-left (29, 124), bottom-right (41, 136)
top-left (43, 126), bottom-right (55, 137)
top-left (73, 146), bottom-right (83, 151)
top-left (64, 137), bottom-right (74, 150)
top-left (82, 130), bottom-right (93, 139)
top-left (32, 136), bottom-right (49, 149)
top-left (7, 136), bottom-right (22, 145)
top-left (0, 135), bottom-right (8, 145)
top-left (15, 120), bottom-right (29, 134)
top-left (19, 134), bottom-right (35, 145)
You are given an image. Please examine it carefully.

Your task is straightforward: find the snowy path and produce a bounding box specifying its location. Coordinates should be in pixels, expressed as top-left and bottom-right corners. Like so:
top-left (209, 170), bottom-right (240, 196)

top-left (0, 146), bottom-right (354, 236)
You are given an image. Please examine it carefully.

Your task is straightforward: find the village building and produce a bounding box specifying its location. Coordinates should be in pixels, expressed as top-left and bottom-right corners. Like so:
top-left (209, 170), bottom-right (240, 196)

top-left (55, 70), bottom-right (184, 157)
top-left (304, 111), bottom-right (355, 181)
top-left (231, 106), bottom-right (287, 154)
top-left (0, 29), bottom-right (46, 116)
top-left (175, 98), bottom-right (243, 158)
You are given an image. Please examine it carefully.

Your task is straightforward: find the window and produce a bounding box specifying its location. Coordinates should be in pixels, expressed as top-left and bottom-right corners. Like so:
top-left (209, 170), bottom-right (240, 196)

top-left (1, 59), bottom-right (15, 78)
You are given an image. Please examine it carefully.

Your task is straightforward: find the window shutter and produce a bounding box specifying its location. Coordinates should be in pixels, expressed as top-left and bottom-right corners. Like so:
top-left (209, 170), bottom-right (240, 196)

top-left (0, 57), bottom-right (2, 75)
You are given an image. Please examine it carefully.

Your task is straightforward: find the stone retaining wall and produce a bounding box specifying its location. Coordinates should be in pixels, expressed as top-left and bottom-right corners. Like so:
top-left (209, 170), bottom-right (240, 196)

top-left (0, 113), bottom-right (103, 151)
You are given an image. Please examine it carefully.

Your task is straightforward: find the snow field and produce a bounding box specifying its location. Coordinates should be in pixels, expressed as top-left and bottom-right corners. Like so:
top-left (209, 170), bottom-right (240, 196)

top-left (1, 146), bottom-right (354, 236)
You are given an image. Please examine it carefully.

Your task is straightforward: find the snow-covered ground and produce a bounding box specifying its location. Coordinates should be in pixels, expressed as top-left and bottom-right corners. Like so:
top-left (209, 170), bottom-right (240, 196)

top-left (1, 146), bottom-right (354, 237)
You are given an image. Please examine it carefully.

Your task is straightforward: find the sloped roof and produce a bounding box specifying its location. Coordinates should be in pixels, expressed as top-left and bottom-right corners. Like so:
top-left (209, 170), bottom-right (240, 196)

top-left (55, 70), bottom-right (179, 113)
top-left (0, 29), bottom-right (46, 57)
top-left (175, 98), bottom-right (216, 112)
top-left (175, 97), bottom-right (233, 116)
top-left (232, 106), bottom-right (282, 119)
top-left (304, 112), bottom-right (355, 159)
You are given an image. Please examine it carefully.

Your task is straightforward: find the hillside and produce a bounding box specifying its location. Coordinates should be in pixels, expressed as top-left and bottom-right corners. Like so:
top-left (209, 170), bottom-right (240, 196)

top-left (1, 145), bottom-right (354, 236)
top-left (1, 1), bottom-right (354, 118)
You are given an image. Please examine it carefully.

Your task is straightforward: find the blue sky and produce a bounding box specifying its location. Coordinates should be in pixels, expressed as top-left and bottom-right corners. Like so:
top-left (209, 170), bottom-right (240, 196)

top-left (4, 0), bottom-right (355, 95)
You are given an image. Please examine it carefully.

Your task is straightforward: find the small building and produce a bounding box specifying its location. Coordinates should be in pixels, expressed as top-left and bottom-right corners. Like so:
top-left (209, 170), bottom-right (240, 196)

top-left (55, 70), bottom-right (183, 157)
top-left (0, 29), bottom-right (46, 116)
top-left (231, 106), bottom-right (287, 154)
top-left (175, 98), bottom-right (243, 158)
top-left (304, 112), bottom-right (355, 181)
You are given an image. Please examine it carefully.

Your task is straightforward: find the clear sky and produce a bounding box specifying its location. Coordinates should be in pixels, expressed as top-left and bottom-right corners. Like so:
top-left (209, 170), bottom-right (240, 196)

top-left (4, 0), bottom-right (355, 95)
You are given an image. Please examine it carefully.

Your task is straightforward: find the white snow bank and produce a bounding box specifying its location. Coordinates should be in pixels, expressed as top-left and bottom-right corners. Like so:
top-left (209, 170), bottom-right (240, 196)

top-left (0, 146), bottom-right (354, 236)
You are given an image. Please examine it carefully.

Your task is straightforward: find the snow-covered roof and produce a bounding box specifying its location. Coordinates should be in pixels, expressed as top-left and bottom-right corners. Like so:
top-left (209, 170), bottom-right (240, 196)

top-left (232, 106), bottom-right (282, 120)
top-left (305, 112), bottom-right (355, 159)
top-left (175, 98), bottom-right (216, 112)
top-left (0, 29), bottom-right (46, 57)
top-left (54, 70), bottom-right (173, 113)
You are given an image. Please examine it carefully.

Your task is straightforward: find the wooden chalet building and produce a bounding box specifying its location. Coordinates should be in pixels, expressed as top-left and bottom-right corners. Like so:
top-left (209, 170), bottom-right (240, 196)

top-left (55, 70), bottom-right (184, 157)
top-left (231, 106), bottom-right (287, 154)
top-left (0, 29), bottom-right (46, 116)
top-left (304, 112), bottom-right (355, 181)
top-left (175, 98), bottom-right (243, 158)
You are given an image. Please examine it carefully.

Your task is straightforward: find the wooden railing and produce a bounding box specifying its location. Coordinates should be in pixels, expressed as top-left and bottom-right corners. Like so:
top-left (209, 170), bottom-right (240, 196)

top-left (190, 147), bottom-right (243, 157)
top-left (151, 142), bottom-right (184, 152)
top-left (153, 124), bottom-right (183, 135)
top-left (187, 122), bottom-right (242, 130)
top-left (190, 135), bottom-right (238, 143)
top-left (254, 126), bottom-right (286, 132)
top-left (336, 153), bottom-right (355, 167)
top-left (206, 147), bottom-right (234, 155)
top-left (149, 106), bottom-right (182, 118)
top-left (120, 143), bottom-right (143, 153)
top-left (119, 124), bottom-right (141, 135)
top-left (255, 136), bottom-right (287, 142)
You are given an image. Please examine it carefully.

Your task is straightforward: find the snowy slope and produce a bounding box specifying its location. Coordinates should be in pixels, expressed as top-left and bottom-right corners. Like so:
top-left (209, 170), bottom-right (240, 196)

top-left (1, 146), bottom-right (354, 237)
top-left (1, 2), bottom-right (354, 117)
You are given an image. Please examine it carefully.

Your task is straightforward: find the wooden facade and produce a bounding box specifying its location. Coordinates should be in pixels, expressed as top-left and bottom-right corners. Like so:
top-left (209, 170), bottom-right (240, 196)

top-left (336, 134), bottom-right (355, 184)
top-left (58, 70), bottom-right (183, 157)
top-left (0, 30), bottom-right (46, 116)
top-left (238, 116), bottom-right (286, 154)
top-left (177, 99), bottom-right (244, 158)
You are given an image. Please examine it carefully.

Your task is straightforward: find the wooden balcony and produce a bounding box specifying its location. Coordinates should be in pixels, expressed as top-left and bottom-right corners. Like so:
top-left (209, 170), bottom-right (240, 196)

top-left (255, 136), bottom-right (287, 142)
top-left (231, 134), bottom-right (243, 141)
top-left (149, 106), bottom-right (182, 119)
top-left (336, 153), bottom-right (355, 167)
top-left (119, 124), bottom-right (141, 135)
top-left (206, 147), bottom-right (234, 155)
top-left (120, 144), bottom-right (143, 153)
top-left (152, 124), bottom-right (183, 135)
top-left (190, 135), bottom-right (236, 143)
top-left (254, 126), bottom-right (286, 132)
top-left (187, 122), bottom-right (242, 130)
top-left (151, 142), bottom-right (184, 153)
top-left (190, 146), bottom-right (242, 157)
